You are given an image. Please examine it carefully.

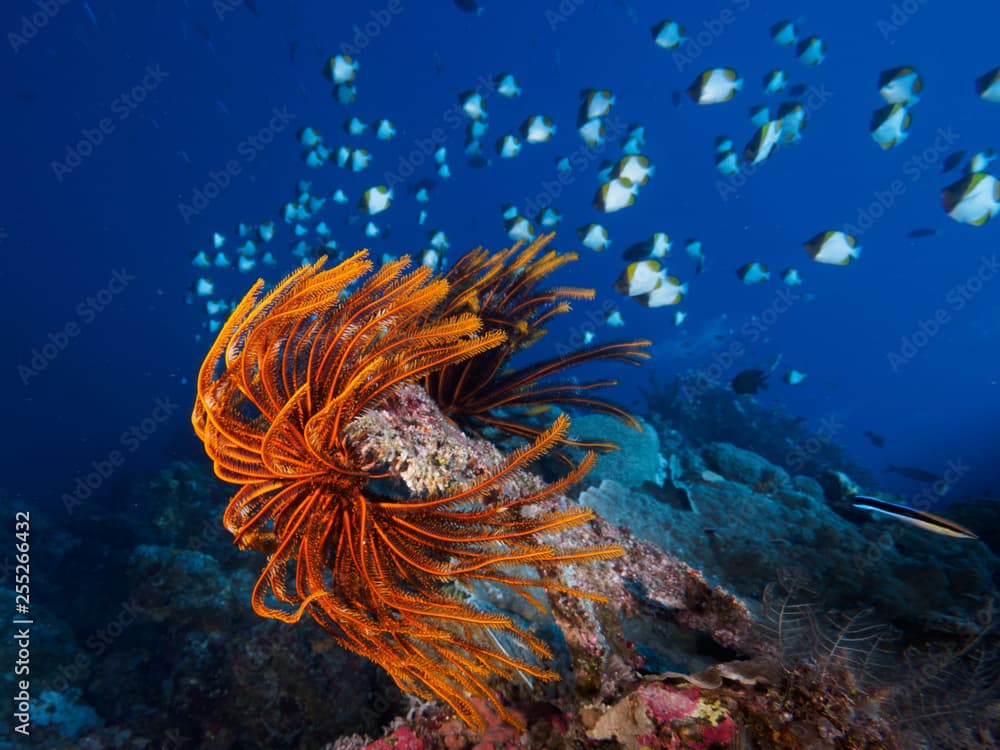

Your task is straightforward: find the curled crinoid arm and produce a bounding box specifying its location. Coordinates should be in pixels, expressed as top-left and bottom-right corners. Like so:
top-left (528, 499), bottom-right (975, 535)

top-left (423, 233), bottom-right (652, 457)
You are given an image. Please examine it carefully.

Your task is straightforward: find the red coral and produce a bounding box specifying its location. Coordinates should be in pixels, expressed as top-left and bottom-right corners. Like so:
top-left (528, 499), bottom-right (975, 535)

top-left (698, 718), bottom-right (738, 747)
top-left (364, 725), bottom-right (425, 750)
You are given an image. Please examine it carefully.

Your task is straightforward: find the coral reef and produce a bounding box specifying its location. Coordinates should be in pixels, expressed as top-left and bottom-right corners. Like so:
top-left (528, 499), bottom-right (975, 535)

top-left (700, 442), bottom-right (792, 494)
top-left (22, 411), bottom-right (1000, 749)
top-left (21, 248), bottom-right (1000, 748)
top-left (579, 447), bottom-right (995, 628)
top-left (33, 688), bottom-right (103, 740)
top-left (588, 682), bottom-right (738, 750)
top-left (569, 414), bottom-right (667, 490)
top-left (638, 371), bottom-right (873, 486)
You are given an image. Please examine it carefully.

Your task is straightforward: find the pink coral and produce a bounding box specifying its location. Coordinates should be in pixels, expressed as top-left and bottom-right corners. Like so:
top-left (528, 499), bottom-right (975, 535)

top-left (364, 725), bottom-right (425, 750)
top-left (638, 684), bottom-right (702, 724)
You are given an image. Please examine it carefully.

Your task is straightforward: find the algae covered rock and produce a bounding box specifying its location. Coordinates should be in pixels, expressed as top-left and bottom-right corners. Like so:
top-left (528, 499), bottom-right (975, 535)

top-left (700, 442), bottom-right (791, 492)
top-left (571, 413), bottom-right (665, 489)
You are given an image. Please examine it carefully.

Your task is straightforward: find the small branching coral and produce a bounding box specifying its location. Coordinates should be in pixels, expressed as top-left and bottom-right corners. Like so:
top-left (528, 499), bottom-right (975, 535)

top-left (734, 570), bottom-right (900, 746)
top-left (424, 233), bottom-right (652, 458)
top-left (750, 576), bottom-right (1000, 747)
top-left (758, 571), bottom-right (897, 687)
top-left (889, 598), bottom-right (1000, 749)
top-left (192, 248), bottom-right (624, 730)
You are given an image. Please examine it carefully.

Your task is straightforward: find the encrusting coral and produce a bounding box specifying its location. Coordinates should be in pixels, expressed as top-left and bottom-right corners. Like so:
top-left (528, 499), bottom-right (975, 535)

top-left (191, 239), bottom-right (634, 731)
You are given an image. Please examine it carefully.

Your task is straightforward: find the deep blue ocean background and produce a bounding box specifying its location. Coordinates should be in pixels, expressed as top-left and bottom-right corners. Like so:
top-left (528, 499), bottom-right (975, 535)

top-left (4, 0), bottom-right (999, 516)
top-left (5, 2), bottom-right (1000, 748)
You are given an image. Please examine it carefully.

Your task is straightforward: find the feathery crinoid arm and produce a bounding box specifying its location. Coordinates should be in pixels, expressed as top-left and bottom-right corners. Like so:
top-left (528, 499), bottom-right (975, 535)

top-left (424, 233), bottom-right (651, 457)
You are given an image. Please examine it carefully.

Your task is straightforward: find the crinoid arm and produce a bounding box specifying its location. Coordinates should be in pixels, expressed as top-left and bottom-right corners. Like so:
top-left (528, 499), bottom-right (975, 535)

top-left (423, 233), bottom-right (652, 457)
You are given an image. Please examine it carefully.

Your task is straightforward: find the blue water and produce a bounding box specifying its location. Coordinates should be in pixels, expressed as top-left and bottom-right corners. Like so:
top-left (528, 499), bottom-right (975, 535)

top-left (5, 0), bottom-right (999, 510)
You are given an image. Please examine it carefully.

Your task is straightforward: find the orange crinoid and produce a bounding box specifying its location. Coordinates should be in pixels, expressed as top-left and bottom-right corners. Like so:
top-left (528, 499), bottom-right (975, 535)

top-left (192, 245), bottom-right (624, 730)
top-left (426, 233), bottom-right (652, 455)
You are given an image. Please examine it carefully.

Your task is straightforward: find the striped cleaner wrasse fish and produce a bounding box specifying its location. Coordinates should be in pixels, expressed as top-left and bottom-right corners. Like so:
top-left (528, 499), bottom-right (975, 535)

top-left (851, 495), bottom-right (977, 540)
